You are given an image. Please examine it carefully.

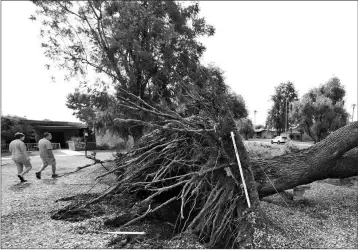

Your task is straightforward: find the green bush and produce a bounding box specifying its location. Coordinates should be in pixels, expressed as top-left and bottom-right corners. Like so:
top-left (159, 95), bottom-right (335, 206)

top-left (115, 141), bottom-right (127, 152)
top-left (96, 143), bottom-right (110, 150)
top-left (301, 133), bottom-right (313, 142)
top-left (70, 136), bottom-right (83, 143)
top-left (67, 137), bottom-right (86, 151)
top-left (246, 142), bottom-right (284, 159)
top-left (246, 141), bottom-right (301, 159)
top-left (283, 141), bottom-right (300, 154)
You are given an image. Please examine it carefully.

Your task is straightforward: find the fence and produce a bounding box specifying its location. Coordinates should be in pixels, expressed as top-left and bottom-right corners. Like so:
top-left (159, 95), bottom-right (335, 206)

top-left (1, 143), bottom-right (61, 153)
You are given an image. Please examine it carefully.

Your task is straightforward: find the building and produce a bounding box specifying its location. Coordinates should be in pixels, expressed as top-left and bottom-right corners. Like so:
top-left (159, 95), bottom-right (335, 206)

top-left (28, 119), bottom-right (91, 149)
top-left (252, 128), bottom-right (277, 139)
top-left (6, 119), bottom-right (91, 149)
top-left (252, 127), bottom-right (303, 140)
top-left (286, 127), bottom-right (303, 140)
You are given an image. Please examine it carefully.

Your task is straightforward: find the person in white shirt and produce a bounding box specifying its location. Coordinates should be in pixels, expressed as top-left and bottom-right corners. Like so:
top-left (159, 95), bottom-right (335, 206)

top-left (35, 132), bottom-right (58, 179)
top-left (9, 132), bottom-right (32, 182)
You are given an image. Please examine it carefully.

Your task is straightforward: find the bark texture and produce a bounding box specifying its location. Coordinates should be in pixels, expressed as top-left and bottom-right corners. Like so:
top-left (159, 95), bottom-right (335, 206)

top-left (252, 121), bottom-right (358, 198)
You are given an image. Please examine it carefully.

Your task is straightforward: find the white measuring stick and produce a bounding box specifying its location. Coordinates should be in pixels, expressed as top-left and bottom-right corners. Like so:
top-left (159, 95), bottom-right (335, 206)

top-left (105, 232), bottom-right (146, 235)
top-left (230, 132), bottom-right (251, 208)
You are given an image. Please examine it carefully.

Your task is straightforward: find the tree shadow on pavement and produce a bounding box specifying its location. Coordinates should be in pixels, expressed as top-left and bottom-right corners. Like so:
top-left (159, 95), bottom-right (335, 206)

top-left (9, 182), bottom-right (32, 192)
top-left (42, 178), bottom-right (59, 185)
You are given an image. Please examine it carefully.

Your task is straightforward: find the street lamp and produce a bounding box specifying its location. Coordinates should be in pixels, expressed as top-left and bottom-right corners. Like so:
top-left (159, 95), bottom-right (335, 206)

top-left (254, 110), bottom-right (257, 128)
top-left (352, 104), bottom-right (356, 123)
top-left (84, 131), bottom-right (89, 157)
top-left (285, 99), bottom-right (288, 135)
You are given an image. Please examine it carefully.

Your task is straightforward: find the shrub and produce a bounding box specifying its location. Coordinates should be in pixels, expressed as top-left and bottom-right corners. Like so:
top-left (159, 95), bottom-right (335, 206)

top-left (246, 142), bottom-right (284, 159)
top-left (96, 143), bottom-right (110, 150)
top-left (115, 141), bottom-right (127, 152)
top-left (71, 136), bottom-right (83, 143)
top-left (67, 137), bottom-right (86, 150)
top-left (283, 141), bottom-right (300, 154)
top-left (301, 133), bottom-right (313, 142)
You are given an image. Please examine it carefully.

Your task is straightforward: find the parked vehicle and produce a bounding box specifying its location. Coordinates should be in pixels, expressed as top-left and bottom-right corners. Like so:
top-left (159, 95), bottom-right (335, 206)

top-left (271, 136), bottom-right (288, 144)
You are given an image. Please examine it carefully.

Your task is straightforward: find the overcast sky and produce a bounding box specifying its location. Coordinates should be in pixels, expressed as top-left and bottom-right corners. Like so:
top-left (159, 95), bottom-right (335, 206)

top-left (2, 1), bottom-right (357, 124)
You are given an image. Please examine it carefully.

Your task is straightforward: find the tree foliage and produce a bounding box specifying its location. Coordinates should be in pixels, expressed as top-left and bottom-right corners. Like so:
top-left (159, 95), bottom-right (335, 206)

top-left (1, 116), bottom-right (36, 143)
top-left (291, 77), bottom-right (349, 142)
top-left (65, 63), bottom-right (249, 140)
top-left (237, 118), bottom-right (254, 140)
top-left (32, 0), bottom-right (217, 140)
top-left (266, 81), bottom-right (298, 134)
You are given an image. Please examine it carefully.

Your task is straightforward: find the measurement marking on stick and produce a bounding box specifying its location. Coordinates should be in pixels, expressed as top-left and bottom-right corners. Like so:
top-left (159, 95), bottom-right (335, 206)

top-left (105, 232), bottom-right (146, 235)
top-left (230, 132), bottom-right (251, 208)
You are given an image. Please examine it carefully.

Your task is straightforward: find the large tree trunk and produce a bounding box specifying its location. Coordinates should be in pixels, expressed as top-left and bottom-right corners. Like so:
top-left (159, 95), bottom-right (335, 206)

top-left (252, 121), bottom-right (358, 198)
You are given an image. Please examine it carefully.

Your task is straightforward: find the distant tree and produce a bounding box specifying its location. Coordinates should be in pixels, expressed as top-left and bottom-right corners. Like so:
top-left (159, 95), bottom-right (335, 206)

top-left (237, 118), bottom-right (254, 140)
top-left (66, 91), bottom-right (97, 127)
top-left (266, 81), bottom-right (298, 134)
top-left (291, 77), bottom-right (349, 143)
top-left (66, 89), bottom-right (139, 140)
top-left (1, 116), bottom-right (36, 143)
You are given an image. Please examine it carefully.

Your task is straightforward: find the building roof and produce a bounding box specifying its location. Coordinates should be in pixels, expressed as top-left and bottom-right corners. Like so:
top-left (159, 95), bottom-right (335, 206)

top-left (20, 119), bottom-right (88, 129)
top-left (35, 125), bottom-right (86, 130)
top-left (253, 128), bottom-right (266, 133)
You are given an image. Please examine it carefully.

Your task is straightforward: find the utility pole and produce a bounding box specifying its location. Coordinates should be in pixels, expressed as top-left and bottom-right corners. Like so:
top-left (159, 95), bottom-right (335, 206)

top-left (352, 104), bottom-right (356, 123)
top-left (285, 99), bottom-right (288, 135)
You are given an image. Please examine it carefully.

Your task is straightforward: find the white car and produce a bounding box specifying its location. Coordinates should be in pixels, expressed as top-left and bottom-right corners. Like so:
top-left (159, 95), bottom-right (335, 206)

top-left (271, 136), bottom-right (288, 144)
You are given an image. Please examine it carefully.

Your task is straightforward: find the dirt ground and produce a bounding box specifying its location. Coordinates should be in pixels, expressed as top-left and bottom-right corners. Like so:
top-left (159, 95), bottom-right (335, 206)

top-left (1, 151), bottom-right (119, 248)
top-left (1, 150), bottom-right (357, 248)
top-left (261, 180), bottom-right (358, 248)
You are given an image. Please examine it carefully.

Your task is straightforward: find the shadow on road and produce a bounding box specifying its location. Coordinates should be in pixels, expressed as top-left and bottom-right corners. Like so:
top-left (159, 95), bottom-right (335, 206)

top-left (9, 182), bottom-right (32, 192)
top-left (42, 178), bottom-right (60, 185)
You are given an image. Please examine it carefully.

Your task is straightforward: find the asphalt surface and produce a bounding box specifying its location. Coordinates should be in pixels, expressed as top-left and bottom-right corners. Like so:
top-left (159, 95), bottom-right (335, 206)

top-left (244, 139), bottom-right (313, 149)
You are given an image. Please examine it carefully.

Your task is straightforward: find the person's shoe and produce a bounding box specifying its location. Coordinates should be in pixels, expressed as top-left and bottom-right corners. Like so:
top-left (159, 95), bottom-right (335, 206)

top-left (17, 175), bottom-right (27, 183)
top-left (51, 174), bottom-right (59, 178)
top-left (35, 172), bottom-right (41, 179)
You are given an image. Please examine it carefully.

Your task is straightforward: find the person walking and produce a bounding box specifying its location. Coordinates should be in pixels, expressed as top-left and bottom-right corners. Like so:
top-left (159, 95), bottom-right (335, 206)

top-left (35, 132), bottom-right (58, 179)
top-left (9, 132), bottom-right (32, 182)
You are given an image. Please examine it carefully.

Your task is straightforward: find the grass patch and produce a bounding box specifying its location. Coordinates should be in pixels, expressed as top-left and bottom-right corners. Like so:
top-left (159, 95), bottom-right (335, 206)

top-left (246, 142), bottom-right (284, 158)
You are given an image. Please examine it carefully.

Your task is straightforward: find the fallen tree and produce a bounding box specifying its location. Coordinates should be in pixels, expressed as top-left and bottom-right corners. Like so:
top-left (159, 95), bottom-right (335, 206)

top-left (252, 121), bottom-right (358, 197)
top-left (81, 83), bottom-right (266, 248)
top-left (30, 1), bottom-right (357, 247)
top-left (82, 81), bottom-right (358, 248)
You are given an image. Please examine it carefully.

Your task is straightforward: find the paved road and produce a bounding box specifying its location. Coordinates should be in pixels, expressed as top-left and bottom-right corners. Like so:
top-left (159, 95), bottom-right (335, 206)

top-left (244, 139), bottom-right (313, 149)
top-left (1, 151), bottom-right (116, 248)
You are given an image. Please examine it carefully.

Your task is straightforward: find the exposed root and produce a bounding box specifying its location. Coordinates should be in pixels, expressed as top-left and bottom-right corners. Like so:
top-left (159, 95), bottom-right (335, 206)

top-left (86, 112), bottom-right (264, 247)
top-left (60, 79), bottom-right (270, 247)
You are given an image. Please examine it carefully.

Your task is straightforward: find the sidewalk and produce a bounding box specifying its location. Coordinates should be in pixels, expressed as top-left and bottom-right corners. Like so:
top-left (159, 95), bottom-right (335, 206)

top-left (244, 139), bottom-right (313, 149)
top-left (60, 149), bottom-right (85, 156)
top-left (1, 150), bottom-right (84, 160)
